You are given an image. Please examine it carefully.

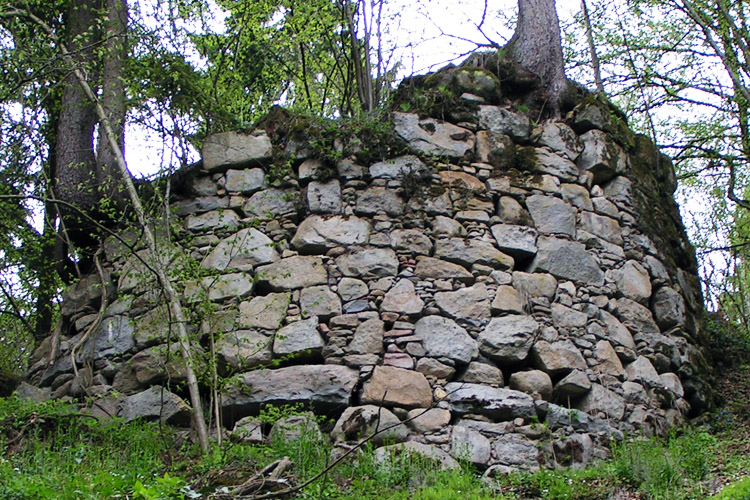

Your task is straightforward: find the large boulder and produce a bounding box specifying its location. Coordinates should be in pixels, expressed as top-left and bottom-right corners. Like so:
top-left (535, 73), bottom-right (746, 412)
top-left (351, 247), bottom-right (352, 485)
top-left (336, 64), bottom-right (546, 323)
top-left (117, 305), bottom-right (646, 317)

top-left (202, 228), bottom-right (279, 271)
top-left (478, 315), bottom-right (540, 364)
top-left (256, 256), bottom-right (327, 291)
top-left (532, 237), bottom-right (604, 286)
top-left (414, 315), bottom-right (478, 364)
top-left (361, 366), bottom-right (432, 408)
top-left (336, 248), bottom-right (400, 279)
top-left (393, 112), bottom-right (475, 159)
top-left (291, 215), bottom-right (371, 253)
top-left (120, 386), bottom-right (191, 425)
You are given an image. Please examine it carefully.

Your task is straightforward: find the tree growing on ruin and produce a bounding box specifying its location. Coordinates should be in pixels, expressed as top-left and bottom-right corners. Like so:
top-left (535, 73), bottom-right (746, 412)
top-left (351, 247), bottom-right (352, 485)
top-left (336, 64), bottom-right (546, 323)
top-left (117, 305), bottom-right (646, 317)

top-left (507, 0), bottom-right (567, 113)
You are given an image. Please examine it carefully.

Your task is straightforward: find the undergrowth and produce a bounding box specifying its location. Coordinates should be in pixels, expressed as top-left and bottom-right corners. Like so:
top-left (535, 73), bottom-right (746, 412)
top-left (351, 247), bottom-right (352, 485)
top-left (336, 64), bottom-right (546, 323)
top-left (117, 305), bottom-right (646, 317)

top-left (1, 392), bottom-right (748, 499)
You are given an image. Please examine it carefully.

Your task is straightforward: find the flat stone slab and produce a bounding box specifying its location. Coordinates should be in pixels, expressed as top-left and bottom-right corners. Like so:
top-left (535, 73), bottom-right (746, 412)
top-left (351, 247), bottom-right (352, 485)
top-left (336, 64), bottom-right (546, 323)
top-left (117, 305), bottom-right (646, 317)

top-left (414, 256), bottom-right (473, 281)
top-left (490, 224), bottom-right (538, 259)
top-left (414, 315), bottom-right (478, 364)
top-left (434, 238), bottom-right (514, 270)
top-left (185, 209), bottom-right (240, 231)
top-left (444, 383), bottom-right (536, 420)
top-left (336, 248), bottom-right (399, 279)
top-left (222, 365), bottom-right (359, 418)
top-left (202, 131), bottom-right (273, 171)
top-left (370, 155), bottom-right (428, 179)
top-left (184, 273), bottom-right (254, 302)
top-left (394, 112), bottom-right (475, 159)
top-left (243, 188), bottom-right (299, 219)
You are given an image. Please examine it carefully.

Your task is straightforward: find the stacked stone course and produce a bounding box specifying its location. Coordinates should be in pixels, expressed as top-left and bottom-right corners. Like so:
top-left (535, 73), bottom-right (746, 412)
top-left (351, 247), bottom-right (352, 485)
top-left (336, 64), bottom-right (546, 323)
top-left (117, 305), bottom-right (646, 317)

top-left (26, 68), bottom-right (710, 472)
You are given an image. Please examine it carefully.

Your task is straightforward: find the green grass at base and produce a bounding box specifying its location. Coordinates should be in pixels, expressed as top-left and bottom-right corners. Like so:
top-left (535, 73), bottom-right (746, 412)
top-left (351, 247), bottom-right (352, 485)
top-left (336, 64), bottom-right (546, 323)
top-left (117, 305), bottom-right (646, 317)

top-left (1, 396), bottom-right (747, 500)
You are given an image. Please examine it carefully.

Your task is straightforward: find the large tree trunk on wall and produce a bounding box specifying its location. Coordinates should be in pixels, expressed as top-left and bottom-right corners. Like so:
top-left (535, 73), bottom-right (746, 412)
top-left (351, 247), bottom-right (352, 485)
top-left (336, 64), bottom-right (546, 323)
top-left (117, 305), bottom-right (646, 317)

top-left (95, 0), bottom-right (128, 210)
top-left (55, 0), bottom-right (130, 262)
top-left (507, 0), bottom-right (567, 113)
top-left (55, 0), bottom-right (99, 228)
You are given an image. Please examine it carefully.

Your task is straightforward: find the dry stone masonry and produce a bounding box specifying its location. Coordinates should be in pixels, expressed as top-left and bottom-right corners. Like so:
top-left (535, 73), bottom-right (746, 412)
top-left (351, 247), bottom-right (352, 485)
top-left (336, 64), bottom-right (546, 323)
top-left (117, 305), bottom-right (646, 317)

top-left (25, 62), bottom-right (711, 473)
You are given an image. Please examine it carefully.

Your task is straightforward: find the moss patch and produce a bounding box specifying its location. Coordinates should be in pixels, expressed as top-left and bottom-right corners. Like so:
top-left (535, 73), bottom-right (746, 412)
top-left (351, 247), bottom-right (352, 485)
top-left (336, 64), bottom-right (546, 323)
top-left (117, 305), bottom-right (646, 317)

top-left (490, 144), bottom-right (538, 174)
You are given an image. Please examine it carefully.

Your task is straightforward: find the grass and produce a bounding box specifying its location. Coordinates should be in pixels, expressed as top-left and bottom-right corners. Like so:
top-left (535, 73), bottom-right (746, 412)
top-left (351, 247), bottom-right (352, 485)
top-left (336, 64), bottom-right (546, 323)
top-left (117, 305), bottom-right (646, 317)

top-left (1, 366), bottom-right (749, 499)
top-left (0, 398), bottom-right (187, 500)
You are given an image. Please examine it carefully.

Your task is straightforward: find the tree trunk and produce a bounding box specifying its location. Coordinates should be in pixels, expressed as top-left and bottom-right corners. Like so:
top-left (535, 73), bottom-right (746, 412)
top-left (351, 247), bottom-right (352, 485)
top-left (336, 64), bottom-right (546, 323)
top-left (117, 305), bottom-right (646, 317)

top-left (55, 0), bottom-right (130, 260)
top-left (95, 0), bottom-right (128, 211)
top-left (508, 0), bottom-right (567, 113)
top-left (55, 0), bottom-right (99, 225)
top-left (582, 0), bottom-right (604, 93)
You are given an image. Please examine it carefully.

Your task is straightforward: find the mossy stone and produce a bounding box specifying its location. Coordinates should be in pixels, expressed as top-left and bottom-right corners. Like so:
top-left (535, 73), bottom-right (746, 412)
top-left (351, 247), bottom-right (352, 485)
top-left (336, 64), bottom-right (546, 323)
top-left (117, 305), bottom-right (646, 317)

top-left (451, 67), bottom-right (502, 103)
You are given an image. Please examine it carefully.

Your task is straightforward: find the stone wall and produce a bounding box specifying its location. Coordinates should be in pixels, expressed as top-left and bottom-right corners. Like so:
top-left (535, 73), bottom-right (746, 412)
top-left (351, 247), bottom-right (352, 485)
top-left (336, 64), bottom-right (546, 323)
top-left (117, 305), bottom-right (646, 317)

top-left (25, 66), bottom-right (711, 472)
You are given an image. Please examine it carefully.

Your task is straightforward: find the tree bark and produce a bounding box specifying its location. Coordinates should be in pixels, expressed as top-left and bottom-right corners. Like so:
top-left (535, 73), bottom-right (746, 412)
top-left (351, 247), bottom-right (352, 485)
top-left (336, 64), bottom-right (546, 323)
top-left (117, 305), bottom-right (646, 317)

top-left (508, 0), bottom-right (567, 113)
top-left (96, 0), bottom-right (128, 210)
top-left (55, 0), bottom-right (99, 223)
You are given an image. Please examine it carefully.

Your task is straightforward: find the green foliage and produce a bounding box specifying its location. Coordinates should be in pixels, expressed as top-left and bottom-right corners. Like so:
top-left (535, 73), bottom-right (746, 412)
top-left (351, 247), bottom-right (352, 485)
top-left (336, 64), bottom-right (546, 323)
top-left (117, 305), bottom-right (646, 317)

top-left (610, 430), bottom-right (715, 500)
top-left (705, 316), bottom-right (750, 368)
top-left (493, 465), bottom-right (617, 500)
top-left (3, 396), bottom-right (750, 500)
top-left (133, 473), bottom-right (194, 500)
top-left (0, 397), bottom-right (183, 500)
top-left (711, 477), bottom-right (750, 500)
